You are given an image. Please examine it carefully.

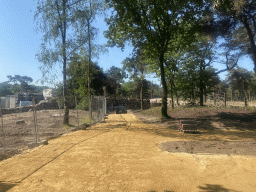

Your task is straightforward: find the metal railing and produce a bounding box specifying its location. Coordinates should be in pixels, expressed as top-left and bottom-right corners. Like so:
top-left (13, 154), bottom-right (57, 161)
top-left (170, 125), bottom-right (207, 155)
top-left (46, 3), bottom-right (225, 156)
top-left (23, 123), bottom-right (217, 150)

top-left (0, 94), bottom-right (106, 157)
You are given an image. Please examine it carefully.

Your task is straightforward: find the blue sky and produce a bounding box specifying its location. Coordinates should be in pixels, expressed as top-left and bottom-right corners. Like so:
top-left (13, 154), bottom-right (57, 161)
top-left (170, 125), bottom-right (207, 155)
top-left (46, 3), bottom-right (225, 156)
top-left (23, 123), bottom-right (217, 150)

top-left (0, 0), bottom-right (255, 90)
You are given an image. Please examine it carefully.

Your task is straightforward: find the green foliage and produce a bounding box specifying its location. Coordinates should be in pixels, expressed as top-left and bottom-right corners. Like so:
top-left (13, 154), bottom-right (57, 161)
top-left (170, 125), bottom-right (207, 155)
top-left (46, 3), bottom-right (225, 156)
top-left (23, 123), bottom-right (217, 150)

top-left (105, 66), bottom-right (128, 97)
top-left (0, 82), bottom-right (15, 96)
top-left (225, 66), bottom-right (255, 93)
top-left (55, 53), bottom-right (116, 108)
top-left (133, 78), bottom-right (151, 99)
top-left (0, 80), bottom-right (50, 97)
top-left (7, 75), bottom-right (34, 94)
top-left (104, 0), bottom-right (207, 116)
top-left (34, 0), bottom-right (108, 85)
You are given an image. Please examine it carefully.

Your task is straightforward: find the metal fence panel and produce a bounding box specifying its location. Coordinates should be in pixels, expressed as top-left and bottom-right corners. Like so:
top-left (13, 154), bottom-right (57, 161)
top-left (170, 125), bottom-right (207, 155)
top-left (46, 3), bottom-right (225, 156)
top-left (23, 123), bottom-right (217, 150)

top-left (1, 94), bottom-right (106, 159)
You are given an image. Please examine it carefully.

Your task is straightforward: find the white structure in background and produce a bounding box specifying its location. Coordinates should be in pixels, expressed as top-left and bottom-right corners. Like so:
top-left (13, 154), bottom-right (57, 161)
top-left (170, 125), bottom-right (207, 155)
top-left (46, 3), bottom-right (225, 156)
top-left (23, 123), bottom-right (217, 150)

top-left (0, 95), bottom-right (19, 109)
top-left (150, 98), bottom-right (188, 106)
top-left (43, 89), bottom-right (55, 100)
top-left (20, 101), bottom-right (33, 107)
top-left (0, 97), bottom-right (7, 109)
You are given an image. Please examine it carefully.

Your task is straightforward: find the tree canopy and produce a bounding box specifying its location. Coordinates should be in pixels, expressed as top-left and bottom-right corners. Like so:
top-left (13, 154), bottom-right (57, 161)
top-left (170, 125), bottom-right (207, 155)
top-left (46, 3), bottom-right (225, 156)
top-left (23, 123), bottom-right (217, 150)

top-left (104, 0), bottom-right (208, 118)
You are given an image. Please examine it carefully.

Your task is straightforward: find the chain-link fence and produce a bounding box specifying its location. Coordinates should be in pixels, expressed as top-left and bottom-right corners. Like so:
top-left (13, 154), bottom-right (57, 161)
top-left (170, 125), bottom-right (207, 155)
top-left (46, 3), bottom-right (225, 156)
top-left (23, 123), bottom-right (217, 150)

top-left (0, 94), bottom-right (106, 158)
top-left (205, 90), bottom-right (256, 107)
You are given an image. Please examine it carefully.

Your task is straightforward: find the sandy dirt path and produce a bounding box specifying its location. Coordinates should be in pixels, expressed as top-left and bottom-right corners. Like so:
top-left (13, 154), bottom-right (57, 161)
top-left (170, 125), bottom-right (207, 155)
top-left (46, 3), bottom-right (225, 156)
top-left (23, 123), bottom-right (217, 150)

top-left (0, 114), bottom-right (256, 192)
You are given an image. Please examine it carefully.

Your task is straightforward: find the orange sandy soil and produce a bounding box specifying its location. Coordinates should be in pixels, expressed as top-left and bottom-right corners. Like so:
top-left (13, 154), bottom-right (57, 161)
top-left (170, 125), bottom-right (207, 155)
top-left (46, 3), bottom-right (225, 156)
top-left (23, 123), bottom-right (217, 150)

top-left (0, 104), bottom-right (256, 192)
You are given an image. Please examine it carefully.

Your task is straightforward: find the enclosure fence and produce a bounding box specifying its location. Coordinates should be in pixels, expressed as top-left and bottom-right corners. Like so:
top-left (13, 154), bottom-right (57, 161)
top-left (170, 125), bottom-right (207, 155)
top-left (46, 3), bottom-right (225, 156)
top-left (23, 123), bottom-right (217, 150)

top-left (205, 90), bottom-right (256, 107)
top-left (0, 94), bottom-right (106, 157)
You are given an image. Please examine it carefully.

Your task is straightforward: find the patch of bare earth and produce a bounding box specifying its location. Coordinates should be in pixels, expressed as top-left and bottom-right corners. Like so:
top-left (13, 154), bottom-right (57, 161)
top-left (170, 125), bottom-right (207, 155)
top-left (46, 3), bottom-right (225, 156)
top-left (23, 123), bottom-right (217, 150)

top-left (131, 105), bottom-right (256, 157)
top-left (0, 109), bottom-right (96, 162)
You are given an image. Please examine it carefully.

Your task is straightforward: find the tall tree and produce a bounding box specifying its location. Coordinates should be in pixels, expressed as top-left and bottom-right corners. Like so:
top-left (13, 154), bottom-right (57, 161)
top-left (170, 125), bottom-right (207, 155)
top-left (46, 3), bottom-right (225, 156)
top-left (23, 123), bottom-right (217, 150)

top-left (225, 66), bottom-right (253, 105)
top-left (35, 0), bottom-right (107, 124)
top-left (122, 44), bottom-right (150, 110)
top-left (57, 53), bottom-right (111, 109)
top-left (6, 75), bottom-right (34, 94)
top-left (105, 66), bottom-right (127, 101)
top-left (104, 0), bottom-right (207, 118)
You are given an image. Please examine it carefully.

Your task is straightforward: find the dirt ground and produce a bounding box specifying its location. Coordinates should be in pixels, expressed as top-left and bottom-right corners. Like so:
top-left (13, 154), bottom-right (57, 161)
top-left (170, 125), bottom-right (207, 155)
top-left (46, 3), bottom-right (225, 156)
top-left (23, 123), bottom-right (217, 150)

top-left (0, 109), bottom-right (98, 161)
top-left (0, 112), bottom-right (256, 192)
top-left (0, 104), bottom-right (256, 192)
top-left (131, 104), bottom-right (256, 156)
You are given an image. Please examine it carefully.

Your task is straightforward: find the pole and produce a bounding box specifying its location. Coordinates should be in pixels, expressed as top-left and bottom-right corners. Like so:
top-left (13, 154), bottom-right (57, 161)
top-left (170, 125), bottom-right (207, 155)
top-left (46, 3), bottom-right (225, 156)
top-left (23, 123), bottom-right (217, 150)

top-left (97, 97), bottom-right (99, 122)
top-left (103, 87), bottom-right (106, 115)
top-left (75, 96), bottom-right (79, 127)
top-left (89, 95), bottom-right (92, 126)
top-left (32, 96), bottom-right (38, 143)
top-left (0, 98), bottom-right (5, 154)
top-left (58, 97), bottom-right (62, 130)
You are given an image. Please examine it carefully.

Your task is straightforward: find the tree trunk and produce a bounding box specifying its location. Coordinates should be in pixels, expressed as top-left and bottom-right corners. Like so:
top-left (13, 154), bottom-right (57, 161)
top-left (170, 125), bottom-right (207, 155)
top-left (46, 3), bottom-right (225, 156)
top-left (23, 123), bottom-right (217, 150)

top-left (140, 79), bottom-right (143, 110)
top-left (170, 79), bottom-right (174, 109)
top-left (87, 2), bottom-right (92, 125)
top-left (199, 65), bottom-right (204, 106)
top-left (62, 0), bottom-right (69, 125)
top-left (192, 84), bottom-right (195, 105)
top-left (204, 86), bottom-right (207, 104)
top-left (176, 94), bottom-right (179, 106)
top-left (241, 15), bottom-right (256, 74)
top-left (159, 54), bottom-right (170, 118)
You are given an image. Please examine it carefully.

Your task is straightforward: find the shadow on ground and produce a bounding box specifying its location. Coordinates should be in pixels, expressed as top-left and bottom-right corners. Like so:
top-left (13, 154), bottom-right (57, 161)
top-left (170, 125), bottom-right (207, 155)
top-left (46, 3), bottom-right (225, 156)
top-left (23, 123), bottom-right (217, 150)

top-left (197, 184), bottom-right (241, 192)
top-left (0, 181), bottom-right (21, 192)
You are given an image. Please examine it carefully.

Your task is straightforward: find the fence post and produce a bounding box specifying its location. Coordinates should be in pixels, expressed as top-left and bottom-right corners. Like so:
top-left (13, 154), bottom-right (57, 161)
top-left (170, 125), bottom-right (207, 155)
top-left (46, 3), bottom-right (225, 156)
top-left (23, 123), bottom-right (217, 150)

top-left (89, 95), bottom-right (92, 126)
top-left (75, 96), bottom-right (79, 127)
top-left (224, 92), bottom-right (226, 107)
top-left (0, 98), bottom-right (6, 154)
top-left (103, 87), bottom-right (107, 115)
top-left (32, 96), bottom-right (38, 143)
top-left (97, 96), bottom-right (99, 122)
top-left (57, 97), bottom-right (62, 129)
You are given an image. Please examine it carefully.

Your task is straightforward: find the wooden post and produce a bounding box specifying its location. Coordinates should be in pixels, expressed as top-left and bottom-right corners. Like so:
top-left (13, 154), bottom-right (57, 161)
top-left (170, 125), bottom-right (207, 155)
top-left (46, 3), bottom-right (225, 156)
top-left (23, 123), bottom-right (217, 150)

top-left (249, 91), bottom-right (251, 102)
top-left (224, 92), bottom-right (226, 107)
top-left (75, 96), bottom-right (79, 127)
top-left (0, 97), bottom-right (6, 154)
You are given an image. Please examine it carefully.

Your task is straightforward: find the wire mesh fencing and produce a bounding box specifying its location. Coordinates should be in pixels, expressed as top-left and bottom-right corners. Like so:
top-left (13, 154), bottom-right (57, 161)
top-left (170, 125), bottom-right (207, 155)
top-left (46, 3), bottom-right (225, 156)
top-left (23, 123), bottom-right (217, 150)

top-left (205, 90), bottom-right (256, 107)
top-left (0, 94), bottom-right (106, 158)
